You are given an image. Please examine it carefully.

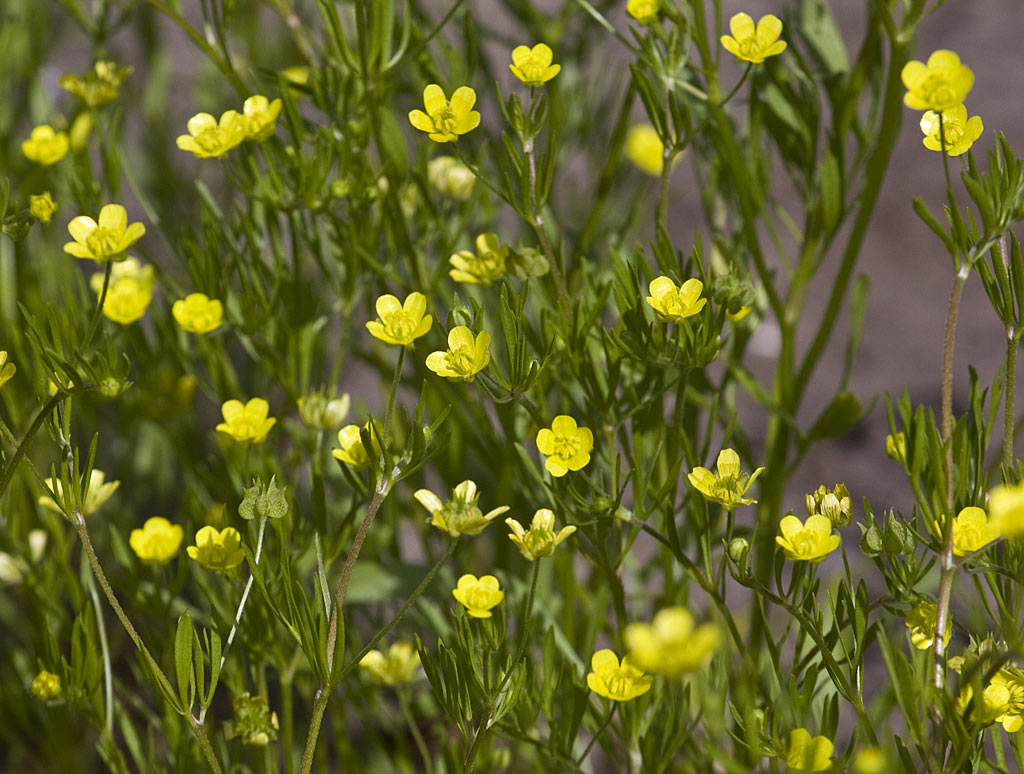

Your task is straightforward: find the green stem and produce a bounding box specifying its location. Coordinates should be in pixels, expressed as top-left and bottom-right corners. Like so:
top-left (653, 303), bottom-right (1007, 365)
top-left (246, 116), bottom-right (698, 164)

top-left (216, 516), bottom-right (267, 672)
top-left (82, 262), bottom-right (112, 352)
top-left (575, 704), bottom-right (616, 767)
top-left (1006, 320), bottom-right (1017, 471)
top-left (0, 389), bottom-right (81, 503)
top-left (84, 552), bottom-right (114, 735)
top-left (383, 347), bottom-right (405, 447)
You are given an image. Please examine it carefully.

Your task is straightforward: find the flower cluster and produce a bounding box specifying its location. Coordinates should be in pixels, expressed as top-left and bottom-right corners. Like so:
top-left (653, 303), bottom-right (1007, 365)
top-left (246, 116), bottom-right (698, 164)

top-left (177, 94), bottom-right (281, 158)
top-left (902, 50), bottom-right (981, 156)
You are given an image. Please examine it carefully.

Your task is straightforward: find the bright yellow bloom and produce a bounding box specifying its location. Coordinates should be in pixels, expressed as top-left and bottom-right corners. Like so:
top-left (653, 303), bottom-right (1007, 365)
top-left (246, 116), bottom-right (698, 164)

top-left (129, 517), bottom-right (185, 565)
top-left (902, 50), bottom-right (974, 113)
top-left (64, 204), bottom-right (146, 264)
top-left (510, 44), bottom-right (561, 87)
top-left (586, 650), bottom-right (653, 701)
top-left (536, 415), bottom-right (594, 477)
top-left (688, 448), bottom-right (764, 508)
top-left (39, 469), bottom-right (119, 518)
top-left (176, 111), bottom-right (247, 159)
top-left (957, 681), bottom-right (1011, 725)
top-left (505, 508), bottom-right (576, 560)
top-left (359, 642), bottom-right (421, 685)
top-left (950, 506), bottom-right (1000, 556)
top-left (625, 124), bottom-right (665, 176)
top-left (21, 125), bottom-right (69, 165)
top-left (60, 61), bottom-right (132, 107)
top-left (187, 526), bottom-right (245, 571)
top-left (415, 480), bottom-right (510, 538)
top-left (426, 326), bottom-right (490, 382)
top-left (99, 276), bottom-right (153, 324)
top-left (990, 668), bottom-right (1024, 732)
top-left (408, 84), bottom-right (481, 143)
top-left (173, 293), bottom-right (224, 334)
top-left (427, 156), bottom-right (475, 200)
top-left (627, 0), bottom-right (660, 25)
top-left (29, 192), bottom-right (58, 224)
top-left (625, 607), bottom-right (719, 676)
top-left (242, 95), bottom-right (282, 141)
top-left (776, 514), bottom-right (841, 563)
top-left (646, 276), bottom-right (707, 321)
top-left (216, 398), bottom-right (276, 444)
top-left (449, 233), bottom-right (509, 286)
top-left (904, 601), bottom-right (951, 650)
top-left (782, 729), bottom-right (833, 773)
top-left (366, 292), bottom-right (432, 347)
top-left (90, 256), bottom-right (156, 293)
top-left (920, 103), bottom-right (983, 156)
top-left (332, 421), bottom-right (382, 469)
top-left (0, 351), bottom-right (14, 391)
top-left (297, 392), bottom-right (350, 430)
top-left (452, 574), bottom-right (504, 618)
top-left (31, 671), bottom-right (62, 701)
top-left (988, 481), bottom-right (1024, 537)
top-left (720, 13), bottom-right (787, 64)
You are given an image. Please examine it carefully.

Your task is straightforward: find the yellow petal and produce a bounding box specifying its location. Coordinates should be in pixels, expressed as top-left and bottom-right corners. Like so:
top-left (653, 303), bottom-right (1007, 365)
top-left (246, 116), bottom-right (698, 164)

top-left (729, 12), bottom-right (755, 39)
top-left (423, 84), bottom-right (446, 116)
top-left (755, 14), bottom-right (783, 46)
top-left (68, 215), bottom-right (98, 243)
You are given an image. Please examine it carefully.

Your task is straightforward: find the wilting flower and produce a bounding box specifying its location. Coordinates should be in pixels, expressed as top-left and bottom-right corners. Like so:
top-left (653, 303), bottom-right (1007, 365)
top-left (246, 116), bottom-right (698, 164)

top-left (216, 398), bottom-right (276, 444)
top-left (359, 642), bottom-right (421, 685)
top-left (187, 526), bottom-right (245, 571)
top-left (130, 517), bottom-right (184, 565)
top-left (510, 44), bottom-right (561, 87)
top-left (173, 293), bottom-right (224, 334)
top-left (415, 480), bottom-right (509, 538)
top-left (586, 650), bottom-right (653, 701)
top-left (241, 95), bottom-right (282, 141)
top-left (625, 607), bottom-right (720, 676)
top-left (408, 84), bottom-right (480, 143)
top-left (452, 574), bottom-right (504, 618)
top-left (781, 728), bottom-right (833, 773)
top-left (427, 156), bottom-right (475, 199)
top-left (626, 124), bottom-right (665, 176)
top-left (920, 103), bottom-right (983, 156)
top-left (64, 204), bottom-right (146, 264)
top-left (449, 233), bottom-right (509, 286)
top-left (536, 415), bottom-right (594, 477)
top-left (366, 292), bottom-right (432, 347)
top-left (31, 671), bottom-right (62, 701)
top-left (902, 50), bottom-right (974, 112)
top-left (627, 0), bottom-right (660, 25)
top-left (904, 601), bottom-right (951, 650)
top-left (21, 125), bottom-right (69, 165)
top-left (176, 111), bottom-right (247, 159)
top-left (426, 326), bottom-right (490, 382)
top-left (29, 193), bottom-right (57, 224)
top-left (950, 506), bottom-right (1000, 556)
top-left (776, 514), bottom-right (841, 563)
top-left (720, 13), bottom-right (787, 64)
top-left (646, 276), bottom-right (707, 322)
top-left (505, 508), bottom-right (576, 560)
top-left (60, 61), bottom-right (132, 107)
top-left (688, 448), bottom-right (764, 508)
top-left (332, 421), bottom-right (382, 469)
top-left (39, 469), bottom-right (119, 518)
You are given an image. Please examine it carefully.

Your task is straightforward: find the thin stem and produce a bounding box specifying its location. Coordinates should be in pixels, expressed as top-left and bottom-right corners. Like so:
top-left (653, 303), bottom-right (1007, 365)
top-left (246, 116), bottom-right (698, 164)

top-left (383, 347), bottom-right (405, 446)
top-left (217, 516), bottom-right (268, 671)
top-left (398, 686), bottom-right (433, 774)
top-left (0, 390), bottom-right (81, 503)
top-left (1006, 328), bottom-right (1017, 471)
top-left (84, 552), bottom-right (114, 735)
top-left (81, 262), bottom-right (112, 352)
top-left (575, 704), bottom-right (617, 767)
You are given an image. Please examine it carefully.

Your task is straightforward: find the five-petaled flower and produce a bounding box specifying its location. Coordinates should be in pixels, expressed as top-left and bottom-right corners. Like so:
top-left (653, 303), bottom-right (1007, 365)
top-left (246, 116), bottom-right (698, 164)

top-left (776, 514), bottom-right (840, 562)
top-left (176, 110), bottom-right (248, 159)
top-left (130, 517), bottom-right (185, 565)
top-left (510, 44), bottom-right (561, 88)
top-left (720, 13), bottom-right (787, 64)
top-left (415, 480), bottom-right (509, 538)
top-left (22, 125), bottom-right (69, 165)
top-left (187, 526), bottom-right (245, 571)
top-left (453, 574), bottom-right (504, 618)
top-left (409, 84), bottom-right (481, 143)
top-left (646, 276), bottom-right (707, 322)
top-left (426, 326), bottom-right (491, 382)
top-left (625, 607), bottom-right (720, 676)
top-left (586, 649), bottom-right (653, 701)
top-left (904, 601), bottom-right (951, 650)
top-left (781, 728), bottom-right (834, 773)
top-left (688, 448), bottom-right (764, 508)
top-left (39, 469), bottom-right (119, 518)
top-left (950, 506), bottom-right (1000, 556)
top-left (64, 204), bottom-right (146, 264)
top-left (449, 233), bottom-right (509, 286)
top-left (242, 95), bottom-right (282, 141)
top-left (505, 508), bottom-right (576, 560)
top-left (216, 398), bottom-right (276, 444)
top-left (902, 50), bottom-right (974, 113)
top-left (627, 0), bottom-right (660, 25)
top-left (920, 103), bottom-right (983, 156)
top-left (173, 293), bottom-right (224, 334)
top-left (366, 292), bottom-right (433, 347)
top-left (359, 642), bottom-right (421, 685)
top-left (332, 421), bottom-right (382, 469)
top-left (536, 415), bottom-right (594, 477)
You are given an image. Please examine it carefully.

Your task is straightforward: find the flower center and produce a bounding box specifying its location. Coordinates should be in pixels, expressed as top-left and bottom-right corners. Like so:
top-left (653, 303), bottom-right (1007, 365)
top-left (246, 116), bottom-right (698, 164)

top-left (738, 37), bottom-right (761, 58)
top-left (447, 344), bottom-right (476, 373)
top-left (195, 127), bottom-right (226, 152)
top-left (790, 531), bottom-right (816, 557)
top-left (553, 435), bottom-right (582, 459)
top-left (919, 75), bottom-right (956, 109)
top-left (384, 312), bottom-right (418, 339)
top-left (434, 107), bottom-right (458, 135)
top-left (86, 227), bottom-right (122, 258)
top-left (604, 669), bottom-right (634, 698)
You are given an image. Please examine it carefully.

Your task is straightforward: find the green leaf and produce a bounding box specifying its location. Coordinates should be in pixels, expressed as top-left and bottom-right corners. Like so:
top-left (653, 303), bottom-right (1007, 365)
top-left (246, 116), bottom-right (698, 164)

top-left (806, 391), bottom-right (864, 441)
top-left (174, 611), bottom-right (195, 712)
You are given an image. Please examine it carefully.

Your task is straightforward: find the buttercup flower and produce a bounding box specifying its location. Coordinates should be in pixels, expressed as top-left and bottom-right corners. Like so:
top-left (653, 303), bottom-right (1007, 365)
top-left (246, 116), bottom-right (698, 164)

top-left (415, 480), bottom-right (509, 538)
top-left (0, 351), bottom-right (15, 391)
top-left (408, 84), bottom-right (481, 143)
top-left (627, 0), bottom-right (660, 25)
top-left (359, 642), bottom-right (421, 685)
top-left (242, 95), bottom-right (282, 141)
top-left (904, 601), bottom-right (951, 650)
top-left (902, 50), bottom-right (974, 112)
top-left (990, 668), bottom-right (1024, 732)
top-left (453, 574), bottom-right (504, 618)
top-left (93, 264), bottom-right (154, 324)
top-left (988, 481), bottom-right (1024, 537)
top-left (21, 125), bottom-right (69, 165)
top-left (586, 650), bottom-right (653, 701)
top-left (29, 193), bottom-right (57, 224)
top-left (626, 124), bottom-right (664, 176)
top-left (332, 421), bottom-right (382, 469)
top-left (776, 514), bottom-right (840, 562)
top-left (782, 728), bottom-right (833, 773)
top-left (90, 256), bottom-right (156, 294)
top-left (130, 517), bottom-right (185, 565)
top-left (366, 292), bottom-right (432, 347)
top-left (950, 506), bottom-right (1000, 556)
top-left (426, 326), bottom-right (491, 382)
top-left (506, 508), bottom-right (576, 560)
top-left (60, 61), bottom-right (132, 107)
top-left (187, 526), bottom-right (245, 571)
top-left (647, 276), bottom-right (707, 322)
top-left (31, 671), bottom-right (62, 701)
top-left (39, 469), bottom-right (119, 517)
top-left (427, 156), bottom-right (475, 199)
top-left (720, 13), bottom-right (787, 64)
top-left (510, 44), bottom-right (561, 87)
top-left (688, 448), bottom-right (764, 508)
top-left (449, 233), bottom-right (509, 286)
top-left (176, 111), bottom-right (247, 159)
top-left (297, 392), bottom-right (350, 430)
top-left (216, 398), bottom-right (276, 444)
top-left (886, 432), bottom-right (907, 463)
top-left (173, 293), bottom-right (224, 334)
top-left (64, 204), bottom-right (146, 264)
top-left (920, 103), bottom-right (983, 156)
top-left (536, 415), bottom-right (594, 477)
top-left (625, 607), bottom-right (720, 676)
top-left (957, 681), bottom-right (1011, 725)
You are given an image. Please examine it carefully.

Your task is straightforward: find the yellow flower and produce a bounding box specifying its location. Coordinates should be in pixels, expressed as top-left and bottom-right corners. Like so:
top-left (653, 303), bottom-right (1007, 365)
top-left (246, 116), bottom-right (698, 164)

top-left (408, 84), bottom-right (481, 143)
top-left (0, 552), bottom-right (26, 584)
top-left (176, 111), bottom-right (247, 159)
top-left (727, 305), bottom-right (752, 323)
top-left (624, 607), bottom-right (719, 676)
top-left (297, 392), bottom-right (350, 430)
top-left (452, 574), bottom-right (504, 618)
top-left (331, 421), bottom-right (382, 469)
top-left (173, 293), bottom-right (224, 334)
top-left (782, 728), bottom-right (833, 773)
top-left (38, 469), bottom-right (119, 518)
top-left (98, 276), bottom-right (153, 324)
top-left (688, 448), bottom-right (764, 509)
top-left (21, 125), bottom-right (69, 165)
top-left (536, 415), bottom-right (594, 477)
top-left (904, 601), bottom-right (951, 650)
top-left (776, 514), bottom-right (841, 563)
top-left (957, 681), bottom-right (1011, 725)
top-left (0, 351), bottom-right (15, 391)
top-left (920, 103), bottom-right (983, 156)
top-left (852, 747), bottom-right (886, 774)
top-left (129, 517), bottom-right (185, 565)
top-left (415, 480), bottom-right (510, 538)
top-left (29, 192), bottom-right (58, 224)
top-left (885, 432), bottom-right (907, 463)
top-left (91, 256), bottom-right (156, 292)
top-left (586, 649), bottom-right (653, 701)
top-left (366, 292), bottom-right (432, 347)
top-left (60, 61), bottom-right (132, 107)
top-left (242, 95), bottom-right (282, 141)
top-left (988, 481), bottom-right (1024, 537)
top-left (627, 0), bottom-right (660, 25)
top-left (64, 204), bottom-right (146, 264)
top-left (359, 642), bottom-right (421, 685)
top-left (449, 233), bottom-right (509, 286)
top-left (510, 44), bottom-right (561, 87)
top-left (625, 124), bottom-right (665, 176)
top-left (646, 276), bottom-right (707, 322)
top-left (426, 326), bottom-right (491, 382)
top-left (215, 398), bottom-right (277, 444)
top-left (505, 508), bottom-right (576, 560)
top-left (950, 506), bottom-right (1000, 556)
top-left (31, 671), bottom-right (62, 701)
top-left (902, 50), bottom-right (974, 113)
top-left (187, 526), bottom-right (245, 571)
top-left (990, 668), bottom-right (1024, 732)
top-left (720, 13), bottom-right (787, 64)
top-left (427, 156), bottom-right (475, 200)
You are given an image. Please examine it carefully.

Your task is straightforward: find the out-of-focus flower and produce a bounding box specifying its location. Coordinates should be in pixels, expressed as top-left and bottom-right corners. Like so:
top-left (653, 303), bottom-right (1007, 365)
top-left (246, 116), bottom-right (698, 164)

top-left (130, 517), bottom-right (185, 565)
top-left (427, 156), bottom-right (475, 199)
top-left (297, 392), bottom-right (350, 430)
top-left (176, 111), bottom-right (247, 159)
top-left (173, 293), bottom-right (224, 334)
top-left (187, 526), bottom-right (245, 571)
top-left (366, 292), bottom-right (432, 347)
top-left (505, 508), bottom-right (576, 560)
top-left (586, 650), bottom-right (653, 701)
top-left (452, 574), bottom-right (504, 618)
top-left (905, 601), bottom-right (951, 650)
top-left (646, 276), bottom-right (707, 321)
top-left (60, 61), bottom-right (133, 107)
top-left (0, 351), bottom-right (15, 391)
top-left (359, 642), bottom-right (421, 685)
top-left (28, 530), bottom-right (48, 563)
top-left (627, 0), bottom-right (660, 25)
top-left (215, 398), bottom-right (276, 444)
top-left (720, 13), bottom-right (787, 64)
top-left (510, 44), bottom-right (561, 87)
top-left (781, 728), bottom-right (833, 773)
top-left (920, 103), bottom-right (982, 156)
top-left (852, 747), bottom-right (886, 774)
top-left (31, 671), bottom-right (62, 701)
top-left (688, 448), bottom-right (763, 509)
top-left (988, 481), bottom-right (1024, 537)
top-left (950, 506), bottom-right (1000, 556)
top-left (64, 204), bottom-right (145, 264)
top-left (242, 95), bottom-right (282, 141)
top-left (408, 84), bottom-right (480, 143)
top-left (625, 124), bottom-right (665, 176)
top-left (29, 193), bottom-right (58, 224)
top-left (536, 415), bottom-right (594, 477)
top-left (625, 607), bottom-right (719, 675)
top-left (449, 233), bottom-right (509, 286)
top-left (426, 326), bottom-right (490, 382)
top-left (95, 275), bottom-right (153, 324)
top-left (21, 126), bottom-right (69, 165)
top-left (902, 50), bottom-right (974, 112)
top-left (0, 553), bottom-right (27, 584)
top-left (415, 480), bottom-right (509, 538)
top-left (332, 421), bottom-right (382, 469)
top-left (39, 469), bottom-right (120, 518)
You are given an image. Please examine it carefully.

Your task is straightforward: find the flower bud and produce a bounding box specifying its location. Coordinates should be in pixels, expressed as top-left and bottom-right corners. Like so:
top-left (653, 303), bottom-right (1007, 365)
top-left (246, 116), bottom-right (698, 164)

top-left (728, 537), bottom-right (750, 563)
top-left (31, 670), bottom-right (61, 701)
